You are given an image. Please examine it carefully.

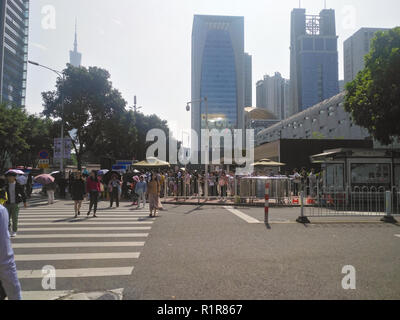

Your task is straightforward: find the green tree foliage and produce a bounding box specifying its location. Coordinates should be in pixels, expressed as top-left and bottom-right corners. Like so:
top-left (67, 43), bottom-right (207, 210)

top-left (42, 65), bottom-right (127, 170)
top-left (0, 103), bottom-right (55, 171)
top-left (0, 103), bottom-right (28, 172)
top-left (42, 64), bottom-right (175, 167)
top-left (14, 115), bottom-right (54, 168)
top-left (345, 27), bottom-right (400, 145)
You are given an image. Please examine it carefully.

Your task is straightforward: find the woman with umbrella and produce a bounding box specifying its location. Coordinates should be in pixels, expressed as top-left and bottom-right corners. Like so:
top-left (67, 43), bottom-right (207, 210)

top-left (86, 170), bottom-right (101, 217)
top-left (70, 172), bottom-right (86, 218)
top-left (34, 174), bottom-right (56, 205)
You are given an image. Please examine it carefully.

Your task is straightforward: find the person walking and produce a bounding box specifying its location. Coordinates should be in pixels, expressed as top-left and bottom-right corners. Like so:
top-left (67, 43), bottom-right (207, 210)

top-left (86, 170), bottom-right (100, 217)
top-left (218, 172), bottom-right (228, 201)
top-left (292, 169), bottom-right (301, 197)
top-left (135, 175), bottom-right (147, 209)
top-left (46, 180), bottom-right (56, 205)
top-left (71, 172), bottom-right (86, 218)
top-left (108, 175), bottom-right (121, 208)
top-left (4, 172), bottom-right (27, 238)
top-left (308, 168), bottom-right (317, 197)
top-left (147, 174), bottom-right (160, 217)
top-left (0, 204), bottom-right (22, 300)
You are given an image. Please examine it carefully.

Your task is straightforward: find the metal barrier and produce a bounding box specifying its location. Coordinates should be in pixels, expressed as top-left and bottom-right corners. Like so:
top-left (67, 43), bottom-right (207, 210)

top-left (298, 186), bottom-right (399, 222)
top-left (160, 176), bottom-right (295, 205)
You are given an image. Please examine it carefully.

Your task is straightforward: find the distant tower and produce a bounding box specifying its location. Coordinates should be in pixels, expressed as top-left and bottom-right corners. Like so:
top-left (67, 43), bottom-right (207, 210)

top-left (69, 19), bottom-right (82, 67)
top-left (289, 8), bottom-right (339, 116)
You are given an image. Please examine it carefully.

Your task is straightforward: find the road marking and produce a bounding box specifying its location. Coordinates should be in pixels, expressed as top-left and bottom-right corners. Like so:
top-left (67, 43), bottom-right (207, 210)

top-left (19, 221), bottom-right (153, 226)
top-left (21, 291), bottom-right (74, 300)
top-left (18, 217), bottom-right (155, 221)
top-left (13, 233), bottom-right (149, 239)
top-left (18, 227), bottom-right (152, 231)
top-left (15, 252), bottom-right (140, 261)
top-left (12, 242), bottom-right (145, 248)
top-left (19, 214), bottom-right (149, 220)
top-left (395, 234), bottom-right (400, 238)
top-left (223, 206), bottom-right (261, 224)
top-left (18, 267), bottom-right (134, 279)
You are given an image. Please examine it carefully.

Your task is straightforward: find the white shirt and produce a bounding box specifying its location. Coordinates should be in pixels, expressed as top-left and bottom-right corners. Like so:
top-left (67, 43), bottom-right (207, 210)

top-left (0, 205), bottom-right (22, 300)
top-left (8, 183), bottom-right (16, 204)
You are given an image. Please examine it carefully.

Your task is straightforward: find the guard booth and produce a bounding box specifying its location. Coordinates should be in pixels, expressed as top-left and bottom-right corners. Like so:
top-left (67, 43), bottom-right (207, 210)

top-left (310, 148), bottom-right (400, 191)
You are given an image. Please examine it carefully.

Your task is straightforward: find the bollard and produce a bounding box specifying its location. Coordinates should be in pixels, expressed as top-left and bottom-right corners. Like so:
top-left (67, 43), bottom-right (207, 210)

top-left (265, 183), bottom-right (270, 223)
top-left (296, 191), bottom-right (310, 224)
top-left (381, 190), bottom-right (398, 223)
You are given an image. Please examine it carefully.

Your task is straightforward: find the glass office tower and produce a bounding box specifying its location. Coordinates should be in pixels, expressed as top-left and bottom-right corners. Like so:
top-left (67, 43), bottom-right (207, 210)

top-left (0, 0), bottom-right (29, 107)
top-left (192, 15), bottom-right (245, 149)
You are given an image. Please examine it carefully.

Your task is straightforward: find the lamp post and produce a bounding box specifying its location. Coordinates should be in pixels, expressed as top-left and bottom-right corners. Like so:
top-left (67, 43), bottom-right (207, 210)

top-left (186, 97), bottom-right (209, 199)
top-left (29, 60), bottom-right (65, 173)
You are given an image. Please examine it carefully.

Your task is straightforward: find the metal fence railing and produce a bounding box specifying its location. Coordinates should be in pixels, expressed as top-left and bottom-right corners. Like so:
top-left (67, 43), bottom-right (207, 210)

top-left (160, 176), bottom-right (297, 205)
top-left (297, 186), bottom-right (400, 222)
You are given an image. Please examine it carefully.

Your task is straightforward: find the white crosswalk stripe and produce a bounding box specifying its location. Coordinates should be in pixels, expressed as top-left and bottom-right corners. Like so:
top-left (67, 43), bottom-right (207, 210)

top-left (13, 198), bottom-right (155, 299)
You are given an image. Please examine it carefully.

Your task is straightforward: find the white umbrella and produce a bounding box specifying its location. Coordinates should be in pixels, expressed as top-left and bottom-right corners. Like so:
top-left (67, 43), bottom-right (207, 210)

top-left (5, 169), bottom-right (25, 175)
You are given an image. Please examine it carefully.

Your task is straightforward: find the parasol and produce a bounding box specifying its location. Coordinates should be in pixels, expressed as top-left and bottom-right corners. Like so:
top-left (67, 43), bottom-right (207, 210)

top-left (133, 157), bottom-right (170, 168)
top-left (251, 159), bottom-right (286, 167)
top-left (34, 174), bottom-right (55, 185)
top-left (5, 169), bottom-right (25, 175)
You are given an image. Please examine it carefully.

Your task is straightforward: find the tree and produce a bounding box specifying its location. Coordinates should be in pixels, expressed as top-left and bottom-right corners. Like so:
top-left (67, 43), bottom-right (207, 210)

top-left (14, 115), bottom-right (55, 168)
top-left (344, 27), bottom-right (400, 145)
top-left (0, 103), bottom-right (29, 172)
top-left (42, 65), bottom-right (127, 170)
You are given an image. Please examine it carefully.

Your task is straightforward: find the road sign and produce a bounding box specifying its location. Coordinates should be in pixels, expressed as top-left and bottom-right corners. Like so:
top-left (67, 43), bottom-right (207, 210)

top-left (39, 150), bottom-right (49, 159)
top-left (38, 159), bottom-right (50, 169)
top-left (54, 138), bottom-right (72, 159)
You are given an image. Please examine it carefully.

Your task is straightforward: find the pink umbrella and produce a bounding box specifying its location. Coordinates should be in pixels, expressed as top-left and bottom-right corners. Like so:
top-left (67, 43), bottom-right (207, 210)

top-left (34, 174), bottom-right (55, 185)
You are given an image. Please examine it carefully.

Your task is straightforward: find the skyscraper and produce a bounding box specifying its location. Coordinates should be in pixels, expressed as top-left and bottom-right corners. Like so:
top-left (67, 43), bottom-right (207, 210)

top-left (244, 52), bottom-right (252, 107)
top-left (191, 15), bottom-right (245, 148)
top-left (256, 72), bottom-right (290, 120)
top-left (289, 8), bottom-right (339, 116)
top-left (0, 0), bottom-right (29, 107)
top-left (344, 28), bottom-right (390, 85)
top-left (69, 19), bottom-right (82, 67)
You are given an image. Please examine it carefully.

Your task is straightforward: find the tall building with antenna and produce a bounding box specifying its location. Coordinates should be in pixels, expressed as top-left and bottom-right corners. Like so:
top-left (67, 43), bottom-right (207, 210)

top-left (289, 5), bottom-right (339, 116)
top-left (69, 19), bottom-right (82, 67)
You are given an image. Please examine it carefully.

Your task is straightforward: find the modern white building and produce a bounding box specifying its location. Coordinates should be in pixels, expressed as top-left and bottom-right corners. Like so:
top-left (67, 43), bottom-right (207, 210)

top-left (256, 92), bottom-right (370, 146)
top-left (343, 27), bottom-right (390, 85)
top-left (191, 15), bottom-right (245, 149)
top-left (256, 72), bottom-right (290, 120)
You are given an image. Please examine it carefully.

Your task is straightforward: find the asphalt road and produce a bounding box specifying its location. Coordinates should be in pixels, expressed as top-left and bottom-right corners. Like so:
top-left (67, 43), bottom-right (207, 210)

top-left (13, 197), bottom-right (400, 300)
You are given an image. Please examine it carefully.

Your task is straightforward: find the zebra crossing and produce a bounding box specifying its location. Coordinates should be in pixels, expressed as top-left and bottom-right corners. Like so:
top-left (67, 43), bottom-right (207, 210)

top-left (12, 199), bottom-right (154, 300)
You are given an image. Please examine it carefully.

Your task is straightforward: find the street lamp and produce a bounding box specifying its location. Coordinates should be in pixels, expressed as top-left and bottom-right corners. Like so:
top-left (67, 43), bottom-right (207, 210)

top-left (29, 60), bottom-right (65, 173)
top-left (186, 97), bottom-right (209, 199)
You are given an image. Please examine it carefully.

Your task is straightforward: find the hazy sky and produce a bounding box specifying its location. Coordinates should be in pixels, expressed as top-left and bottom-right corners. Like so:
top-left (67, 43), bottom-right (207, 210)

top-left (26, 0), bottom-right (400, 145)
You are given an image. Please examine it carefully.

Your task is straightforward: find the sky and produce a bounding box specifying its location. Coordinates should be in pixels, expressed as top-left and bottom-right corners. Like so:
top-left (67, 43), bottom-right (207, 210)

top-left (26, 0), bottom-right (400, 146)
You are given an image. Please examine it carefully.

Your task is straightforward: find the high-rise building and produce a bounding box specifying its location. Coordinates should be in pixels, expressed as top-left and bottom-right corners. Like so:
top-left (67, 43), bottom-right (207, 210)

top-left (0, 0), bottom-right (29, 107)
top-left (344, 28), bottom-right (390, 85)
top-left (191, 15), bottom-right (245, 148)
top-left (69, 19), bottom-right (82, 67)
top-left (289, 8), bottom-right (339, 116)
top-left (244, 52), bottom-right (252, 107)
top-left (256, 72), bottom-right (290, 120)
